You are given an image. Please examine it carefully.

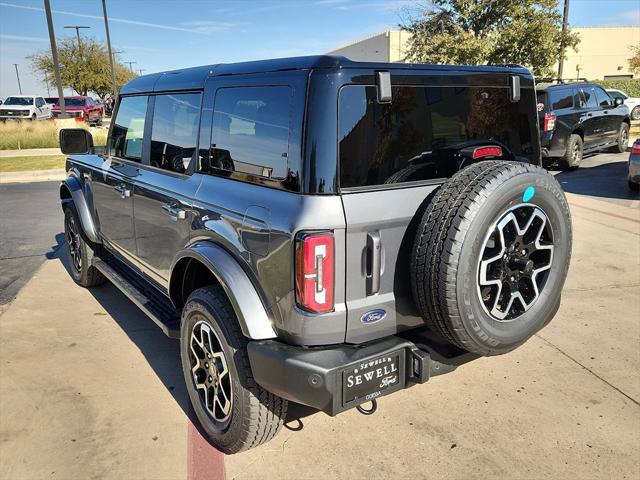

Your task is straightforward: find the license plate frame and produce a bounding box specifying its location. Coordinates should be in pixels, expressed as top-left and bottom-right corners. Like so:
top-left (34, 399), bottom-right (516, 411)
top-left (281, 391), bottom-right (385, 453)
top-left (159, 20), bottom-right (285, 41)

top-left (341, 351), bottom-right (404, 407)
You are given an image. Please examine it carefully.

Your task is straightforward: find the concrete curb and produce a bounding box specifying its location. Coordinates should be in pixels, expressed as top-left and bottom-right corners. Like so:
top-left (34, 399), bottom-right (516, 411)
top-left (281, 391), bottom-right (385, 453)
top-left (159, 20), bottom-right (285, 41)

top-left (0, 148), bottom-right (62, 158)
top-left (0, 169), bottom-right (65, 184)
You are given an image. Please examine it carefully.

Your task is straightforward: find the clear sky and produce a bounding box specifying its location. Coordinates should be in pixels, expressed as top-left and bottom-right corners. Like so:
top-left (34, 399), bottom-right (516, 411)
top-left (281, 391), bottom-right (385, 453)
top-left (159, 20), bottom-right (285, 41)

top-left (1, 0), bottom-right (639, 98)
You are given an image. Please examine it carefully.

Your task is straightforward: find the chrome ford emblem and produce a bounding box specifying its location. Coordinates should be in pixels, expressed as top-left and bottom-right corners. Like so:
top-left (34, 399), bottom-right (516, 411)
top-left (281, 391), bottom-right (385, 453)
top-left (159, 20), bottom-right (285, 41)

top-left (361, 309), bottom-right (386, 324)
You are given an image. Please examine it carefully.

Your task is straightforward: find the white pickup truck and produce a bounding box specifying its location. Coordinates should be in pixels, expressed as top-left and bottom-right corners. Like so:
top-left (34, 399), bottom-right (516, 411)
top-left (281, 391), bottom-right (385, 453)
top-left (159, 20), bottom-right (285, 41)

top-left (0, 95), bottom-right (52, 121)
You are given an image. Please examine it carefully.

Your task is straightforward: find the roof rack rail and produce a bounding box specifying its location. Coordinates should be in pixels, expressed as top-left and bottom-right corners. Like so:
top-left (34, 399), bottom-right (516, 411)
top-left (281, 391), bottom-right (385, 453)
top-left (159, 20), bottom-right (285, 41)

top-left (537, 77), bottom-right (589, 84)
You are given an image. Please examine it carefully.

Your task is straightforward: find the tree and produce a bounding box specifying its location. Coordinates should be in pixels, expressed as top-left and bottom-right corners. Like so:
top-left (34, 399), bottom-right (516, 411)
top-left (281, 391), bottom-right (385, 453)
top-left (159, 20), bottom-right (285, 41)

top-left (401, 0), bottom-right (580, 77)
top-left (29, 37), bottom-right (136, 99)
top-left (629, 45), bottom-right (640, 75)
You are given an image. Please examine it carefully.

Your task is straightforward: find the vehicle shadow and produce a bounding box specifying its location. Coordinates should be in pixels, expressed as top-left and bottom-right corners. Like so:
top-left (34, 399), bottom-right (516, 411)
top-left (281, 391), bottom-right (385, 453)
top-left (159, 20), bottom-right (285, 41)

top-left (52, 235), bottom-right (320, 436)
top-left (554, 160), bottom-right (638, 201)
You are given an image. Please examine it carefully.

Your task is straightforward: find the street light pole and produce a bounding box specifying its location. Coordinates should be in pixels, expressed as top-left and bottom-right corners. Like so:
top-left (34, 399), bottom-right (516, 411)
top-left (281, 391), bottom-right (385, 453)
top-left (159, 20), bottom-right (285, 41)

top-left (13, 64), bottom-right (22, 94)
top-left (557, 0), bottom-right (570, 80)
top-left (44, 0), bottom-right (66, 118)
top-left (101, 0), bottom-right (118, 99)
top-left (64, 25), bottom-right (90, 48)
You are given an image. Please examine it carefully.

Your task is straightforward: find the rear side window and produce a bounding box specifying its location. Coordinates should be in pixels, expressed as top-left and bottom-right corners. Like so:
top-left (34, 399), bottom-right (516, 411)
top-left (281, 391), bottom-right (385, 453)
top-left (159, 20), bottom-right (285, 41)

top-left (339, 85), bottom-right (535, 188)
top-left (205, 86), bottom-right (291, 179)
top-left (109, 95), bottom-right (148, 162)
top-left (548, 89), bottom-right (573, 110)
top-left (149, 93), bottom-right (201, 174)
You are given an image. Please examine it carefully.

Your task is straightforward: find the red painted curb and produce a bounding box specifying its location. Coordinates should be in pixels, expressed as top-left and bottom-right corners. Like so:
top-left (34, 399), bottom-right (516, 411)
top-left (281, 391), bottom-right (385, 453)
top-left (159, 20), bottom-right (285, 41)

top-left (188, 419), bottom-right (226, 480)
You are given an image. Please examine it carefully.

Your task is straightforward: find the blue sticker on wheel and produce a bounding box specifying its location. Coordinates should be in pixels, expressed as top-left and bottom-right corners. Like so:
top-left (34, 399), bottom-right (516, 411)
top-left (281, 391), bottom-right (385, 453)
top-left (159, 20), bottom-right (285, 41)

top-left (523, 186), bottom-right (535, 202)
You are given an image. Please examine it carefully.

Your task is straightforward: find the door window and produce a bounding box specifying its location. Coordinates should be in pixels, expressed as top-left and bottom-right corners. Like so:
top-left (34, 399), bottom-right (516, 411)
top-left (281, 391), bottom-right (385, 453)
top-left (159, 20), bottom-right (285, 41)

top-left (581, 88), bottom-right (598, 109)
top-left (204, 86), bottom-right (291, 180)
top-left (35, 98), bottom-right (45, 108)
top-left (594, 87), bottom-right (613, 107)
top-left (549, 89), bottom-right (573, 110)
top-left (149, 93), bottom-right (202, 174)
top-left (109, 95), bottom-right (148, 162)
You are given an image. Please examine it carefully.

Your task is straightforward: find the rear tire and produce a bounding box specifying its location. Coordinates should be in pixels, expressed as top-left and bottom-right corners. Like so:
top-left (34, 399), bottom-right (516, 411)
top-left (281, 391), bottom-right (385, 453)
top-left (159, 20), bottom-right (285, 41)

top-left (180, 285), bottom-right (287, 454)
top-left (558, 134), bottom-right (583, 170)
top-left (63, 205), bottom-right (105, 287)
top-left (410, 161), bottom-right (572, 356)
top-left (631, 106), bottom-right (640, 121)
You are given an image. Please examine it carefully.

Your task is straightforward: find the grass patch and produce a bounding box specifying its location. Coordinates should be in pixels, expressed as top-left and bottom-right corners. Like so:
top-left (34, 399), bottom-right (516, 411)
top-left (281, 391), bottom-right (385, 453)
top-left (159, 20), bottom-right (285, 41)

top-left (0, 120), bottom-right (107, 150)
top-left (0, 155), bottom-right (66, 172)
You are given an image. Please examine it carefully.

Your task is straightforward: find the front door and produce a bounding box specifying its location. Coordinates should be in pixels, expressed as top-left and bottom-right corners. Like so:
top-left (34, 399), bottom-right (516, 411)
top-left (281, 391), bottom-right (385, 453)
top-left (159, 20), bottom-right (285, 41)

top-left (92, 94), bottom-right (149, 259)
top-left (132, 92), bottom-right (203, 283)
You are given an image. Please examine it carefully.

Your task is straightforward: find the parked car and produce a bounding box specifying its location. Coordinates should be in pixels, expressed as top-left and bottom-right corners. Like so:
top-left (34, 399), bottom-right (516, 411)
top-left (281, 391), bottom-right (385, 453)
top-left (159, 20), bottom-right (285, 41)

top-left (607, 88), bottom-right (640, 121)
top-left (51, 96), bottom-right (104, 125)
top-left (629, 138), bottom-right (640, 191)
top-left (58, 56), bottom-right (572, 454)
top-left (537, 81), bottom-right (630, 170)
top-left (0, 95), bottom-right (52, 120)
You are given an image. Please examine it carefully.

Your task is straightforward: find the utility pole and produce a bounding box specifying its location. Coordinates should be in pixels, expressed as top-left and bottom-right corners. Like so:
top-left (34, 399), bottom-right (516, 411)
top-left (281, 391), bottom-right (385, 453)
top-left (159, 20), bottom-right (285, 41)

top-left (125, 61), bottom-right (136, 72)
top-left (13, 64), bottom-right (22, 94)
top-left (557, 0), bottom-right (570, 80)
top-left (102, 0), bottom-right (118, 98)
top-left (64, 25), bottom-right (90, 48)
top-left (44, 0), bottom-right (66, 118)
top-left (137, 69), bottom-right (145, 76)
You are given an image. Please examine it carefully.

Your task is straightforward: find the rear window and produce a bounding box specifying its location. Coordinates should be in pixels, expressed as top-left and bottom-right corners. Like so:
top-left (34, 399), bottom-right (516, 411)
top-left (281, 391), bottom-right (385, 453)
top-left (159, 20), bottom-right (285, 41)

top-left (339, 85), bottom-right (536, 189)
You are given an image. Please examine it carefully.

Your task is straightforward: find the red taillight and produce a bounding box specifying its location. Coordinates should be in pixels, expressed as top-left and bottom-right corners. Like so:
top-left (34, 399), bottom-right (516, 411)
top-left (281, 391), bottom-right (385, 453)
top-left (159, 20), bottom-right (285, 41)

top-left (543, 112), bottom-right (556, 133)
top-left (631, 140), bottom-right (640, 155)
top-left (472, 146), bottom-right (503, 159)
top-left (295, 232), bottom-right (334, 313)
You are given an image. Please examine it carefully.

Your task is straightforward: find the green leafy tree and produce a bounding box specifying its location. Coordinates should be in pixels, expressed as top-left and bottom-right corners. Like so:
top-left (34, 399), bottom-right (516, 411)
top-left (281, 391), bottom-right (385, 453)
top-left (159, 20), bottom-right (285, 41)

top-left (29, 37), bottom-right (136, 99)
top-left (629, 44), bottom-right (640, 75)
top-left (401, 0), bottom-right (580, 77)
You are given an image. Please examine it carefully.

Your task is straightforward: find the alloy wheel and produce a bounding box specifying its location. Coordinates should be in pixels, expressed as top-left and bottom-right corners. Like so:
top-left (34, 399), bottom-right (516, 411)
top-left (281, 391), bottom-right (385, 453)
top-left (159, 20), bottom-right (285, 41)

top-left (189, 319), bottom-right (233, 427)
top-left (66, 215), bottom-right (82, 273)
top-left (478, 204), bottom-right (554, 321)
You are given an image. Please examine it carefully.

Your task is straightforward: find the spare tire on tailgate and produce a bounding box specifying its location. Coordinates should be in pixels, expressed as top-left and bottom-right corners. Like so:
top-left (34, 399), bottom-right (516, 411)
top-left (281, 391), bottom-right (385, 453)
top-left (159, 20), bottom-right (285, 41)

top-left (411, 161), bottom-right (572, 356)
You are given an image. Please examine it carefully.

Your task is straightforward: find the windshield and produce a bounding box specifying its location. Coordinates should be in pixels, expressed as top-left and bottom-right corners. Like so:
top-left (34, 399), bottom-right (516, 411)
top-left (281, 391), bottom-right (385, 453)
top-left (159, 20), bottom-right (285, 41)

top-left (4, 97), bottom-right (33, 106)
top-left (65, 98), bottom-right (86, 107)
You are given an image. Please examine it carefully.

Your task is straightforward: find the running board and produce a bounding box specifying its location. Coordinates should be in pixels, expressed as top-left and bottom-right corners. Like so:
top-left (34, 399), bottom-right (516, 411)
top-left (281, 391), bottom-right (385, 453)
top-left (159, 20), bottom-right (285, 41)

top-left (92, 258), bottom-right (181, 339)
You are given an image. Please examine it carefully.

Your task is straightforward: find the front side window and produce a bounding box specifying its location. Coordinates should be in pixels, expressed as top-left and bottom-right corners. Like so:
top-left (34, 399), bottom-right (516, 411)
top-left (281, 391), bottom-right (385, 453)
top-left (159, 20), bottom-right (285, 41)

top-left (35, 98), bottom-right (45, 107)
top-left (109, 95), bottom-right (148, 162)
top-left (149, 93), bottom-right (201, 174)
top-left (339, 85), bottom-right (535, 188)
top-left (594, 87), bottom-right (613, 107)
top-left (582, 88), bottom-right (598, 109)
top-left (205, 86), bottom-right (291, 179)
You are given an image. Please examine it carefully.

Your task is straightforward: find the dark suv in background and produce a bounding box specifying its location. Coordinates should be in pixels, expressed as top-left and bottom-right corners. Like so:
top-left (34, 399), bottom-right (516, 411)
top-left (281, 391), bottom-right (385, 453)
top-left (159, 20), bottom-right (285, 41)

top-left (537, 81), bottom-right (630, 170)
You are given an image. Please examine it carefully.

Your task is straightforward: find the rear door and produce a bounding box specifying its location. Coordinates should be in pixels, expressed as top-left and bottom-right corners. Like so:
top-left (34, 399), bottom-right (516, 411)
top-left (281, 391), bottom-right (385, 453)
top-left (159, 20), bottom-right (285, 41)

top-left (338, 75), bottom-right (539, 343)
top-left (132, 92), bottom-right (203, 284)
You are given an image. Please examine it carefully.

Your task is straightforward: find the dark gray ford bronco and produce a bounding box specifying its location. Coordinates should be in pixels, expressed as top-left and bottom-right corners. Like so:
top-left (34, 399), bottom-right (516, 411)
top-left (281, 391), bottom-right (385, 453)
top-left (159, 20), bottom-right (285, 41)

top-left (59, 56), bottom-right (572, 453)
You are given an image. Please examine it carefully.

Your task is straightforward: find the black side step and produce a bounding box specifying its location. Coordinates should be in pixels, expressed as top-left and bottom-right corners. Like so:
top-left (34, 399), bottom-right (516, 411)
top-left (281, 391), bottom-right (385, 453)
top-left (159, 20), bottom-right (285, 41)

top-left (92, 258), bottom-right (181, 339)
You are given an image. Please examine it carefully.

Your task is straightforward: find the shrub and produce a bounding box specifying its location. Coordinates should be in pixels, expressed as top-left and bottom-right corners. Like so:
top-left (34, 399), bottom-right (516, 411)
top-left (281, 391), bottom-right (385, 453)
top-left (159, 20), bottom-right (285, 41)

top-left (0, 120), bottom-right (107, 150)
top-left (595, 78), bottom-right (640, 97)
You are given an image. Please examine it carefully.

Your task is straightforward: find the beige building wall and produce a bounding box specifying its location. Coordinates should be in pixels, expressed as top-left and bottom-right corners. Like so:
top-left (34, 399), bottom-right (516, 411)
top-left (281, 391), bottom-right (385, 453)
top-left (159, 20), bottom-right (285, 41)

top-left (328, 27), bottom-right (640, 79)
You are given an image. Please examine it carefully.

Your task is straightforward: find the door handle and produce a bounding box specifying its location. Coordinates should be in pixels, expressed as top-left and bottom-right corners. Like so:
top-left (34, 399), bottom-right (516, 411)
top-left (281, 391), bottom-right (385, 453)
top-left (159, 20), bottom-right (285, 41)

top-left (162, 203), bottom-right (186, 221)
top-left (113, 184), bottom-right (131, 199)
top-left (366, 231), bottom-right (382, 295)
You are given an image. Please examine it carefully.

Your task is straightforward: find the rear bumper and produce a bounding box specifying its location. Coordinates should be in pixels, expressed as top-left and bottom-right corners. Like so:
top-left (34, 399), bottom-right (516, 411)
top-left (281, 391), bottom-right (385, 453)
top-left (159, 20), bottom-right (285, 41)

top-left (247, 329), bottom-right (478, 416)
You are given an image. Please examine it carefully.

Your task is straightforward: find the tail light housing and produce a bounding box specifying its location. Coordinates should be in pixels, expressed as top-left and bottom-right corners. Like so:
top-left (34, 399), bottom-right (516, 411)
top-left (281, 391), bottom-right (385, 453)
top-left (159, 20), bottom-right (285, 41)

top-left (472, 146), bottom-right (503, 159)
top-left (543, 112), bottom-right (556, 133)
top-left (631, 140), bottom-right (640, 155)
top-left (295, 232), bottom-right (334, 313)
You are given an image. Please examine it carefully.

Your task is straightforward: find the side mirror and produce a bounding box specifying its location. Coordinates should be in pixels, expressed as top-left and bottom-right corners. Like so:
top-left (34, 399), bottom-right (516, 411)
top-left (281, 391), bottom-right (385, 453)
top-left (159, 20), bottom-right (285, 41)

top-left (59, 128), bottom-right (94, 154)
top-left (614, 97), bottom-right (624, 107)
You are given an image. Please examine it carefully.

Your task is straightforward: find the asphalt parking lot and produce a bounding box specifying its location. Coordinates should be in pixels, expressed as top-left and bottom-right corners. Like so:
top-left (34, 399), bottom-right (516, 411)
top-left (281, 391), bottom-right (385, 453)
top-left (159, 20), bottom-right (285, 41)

top-left (0, 152), bottom-right (638, 479)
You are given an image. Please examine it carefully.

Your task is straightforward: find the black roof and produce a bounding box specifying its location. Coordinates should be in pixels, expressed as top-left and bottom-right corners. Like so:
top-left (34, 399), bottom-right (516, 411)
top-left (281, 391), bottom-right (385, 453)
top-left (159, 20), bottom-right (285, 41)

top-left (120, 55), bottom-right (531, 94)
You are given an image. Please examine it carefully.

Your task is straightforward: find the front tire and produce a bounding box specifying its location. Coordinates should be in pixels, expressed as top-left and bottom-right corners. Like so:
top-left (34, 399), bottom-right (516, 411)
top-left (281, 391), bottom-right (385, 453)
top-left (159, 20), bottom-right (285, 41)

top-left (180, 286), bottom-right (287, 454)
top-left (631, 106), bottom-right (640, 121)
top-left (629, 180), bottom-right (639, 192)
top-left (31, 113), bottom-right (37, 121)
top-left (63, 205), bottom-right (105, 287)
top-left (612, 122), bottom-right (630, 153)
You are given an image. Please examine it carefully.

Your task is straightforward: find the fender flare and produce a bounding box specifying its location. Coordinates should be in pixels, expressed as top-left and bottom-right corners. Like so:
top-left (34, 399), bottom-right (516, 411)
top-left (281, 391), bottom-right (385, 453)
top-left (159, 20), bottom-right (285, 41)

top-left (170, 242), bottom-right (277, 340)
top-left (60, 174), bottom-right (101, 244)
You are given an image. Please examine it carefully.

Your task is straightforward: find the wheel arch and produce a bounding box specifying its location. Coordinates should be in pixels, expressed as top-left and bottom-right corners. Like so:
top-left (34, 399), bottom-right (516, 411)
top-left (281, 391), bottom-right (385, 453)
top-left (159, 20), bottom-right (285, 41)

top-left (60, 174), bottom-right (101, 244)
top-left (571, 127), bottom-right (584, 141)
top-left (169, 242), bottom-right (277, 340)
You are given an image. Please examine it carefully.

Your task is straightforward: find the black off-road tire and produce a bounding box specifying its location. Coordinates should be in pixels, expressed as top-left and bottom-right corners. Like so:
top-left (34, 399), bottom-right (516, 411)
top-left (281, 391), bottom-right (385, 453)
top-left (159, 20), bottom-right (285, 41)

top-left (611, 122), bottom-right (630, 153)
top-left (410, 161), bottom-right (572, 356)
top-left (63, 205), bottom-right (105, 287)
top-left (558, 134), bottom-right (583, 170)
top-left (180, 286), bottom-right (287, 454)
